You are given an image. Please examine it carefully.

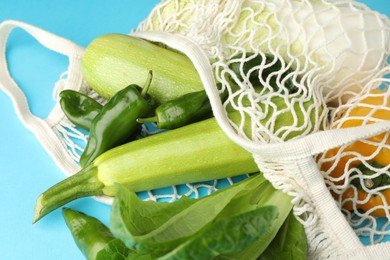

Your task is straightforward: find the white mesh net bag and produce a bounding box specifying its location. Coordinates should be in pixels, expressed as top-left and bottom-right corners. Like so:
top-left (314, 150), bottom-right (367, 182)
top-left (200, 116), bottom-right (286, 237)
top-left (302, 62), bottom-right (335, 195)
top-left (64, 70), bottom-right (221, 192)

top-left (1, 0), bottom-right (390, 259)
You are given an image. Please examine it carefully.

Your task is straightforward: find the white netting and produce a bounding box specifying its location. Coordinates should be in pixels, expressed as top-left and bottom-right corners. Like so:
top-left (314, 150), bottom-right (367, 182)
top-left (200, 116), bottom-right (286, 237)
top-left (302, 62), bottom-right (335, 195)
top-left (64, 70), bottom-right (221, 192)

top-left (1, 0), bottom-right (390, 259)
top-left (133, 0), bottom-right (390, 259)
top-left (317, 82), bottom-right (390, 244)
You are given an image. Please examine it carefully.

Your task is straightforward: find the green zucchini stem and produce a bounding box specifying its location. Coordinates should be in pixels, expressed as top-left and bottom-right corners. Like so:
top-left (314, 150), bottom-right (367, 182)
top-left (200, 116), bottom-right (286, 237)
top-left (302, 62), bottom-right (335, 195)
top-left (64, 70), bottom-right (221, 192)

top-left (33, 165), bottom-right (104, 223)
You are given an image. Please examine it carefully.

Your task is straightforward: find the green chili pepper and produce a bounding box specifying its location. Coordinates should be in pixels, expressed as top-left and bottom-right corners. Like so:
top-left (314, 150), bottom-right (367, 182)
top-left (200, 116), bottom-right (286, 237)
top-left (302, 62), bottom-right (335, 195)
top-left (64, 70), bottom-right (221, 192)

top-left (60, 90), bottom-right (103, 131)
top-left (137, 90), bottom-right (226, 129)
top-left (62, 208), bottom-right (130, 260)
top-left (229, 52), bottom-right (298, 94)
top-left (350, 162), bottom-right (390, 191)
top-left (79, 71), bottom-right (156, 167)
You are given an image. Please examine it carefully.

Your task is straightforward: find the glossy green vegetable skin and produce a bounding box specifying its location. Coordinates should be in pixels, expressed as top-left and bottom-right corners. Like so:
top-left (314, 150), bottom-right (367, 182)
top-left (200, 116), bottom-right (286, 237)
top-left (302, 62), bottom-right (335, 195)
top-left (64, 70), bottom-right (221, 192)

top-left (33, 112), bottom-right (258, 223)
top-left (59, 90), bottom-right (103, 131)
top-left (79, 77), bottom-right (155, 167)
top-left (62, 208), bottom-right (116, 260)
top-left (138, 90), bottom-right (221, 129)
top-left (350, 162), bottom-right (389, 191)
top-left (82, 33), bottom-right (203, 103)
top-left (62, 208), bottom-right (130, 260)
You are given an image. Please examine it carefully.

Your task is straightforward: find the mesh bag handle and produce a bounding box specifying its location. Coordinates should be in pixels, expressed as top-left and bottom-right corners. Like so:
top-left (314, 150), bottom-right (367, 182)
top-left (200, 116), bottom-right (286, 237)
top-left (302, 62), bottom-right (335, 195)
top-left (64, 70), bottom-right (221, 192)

top-left (0, 20), bottom-right (84, 174)
top-left (132, 30), bottom-right (390, 259)
top-left (133, 31), bottom-right (390, 161)
top-left (1, 5), bottom-right (390, 258)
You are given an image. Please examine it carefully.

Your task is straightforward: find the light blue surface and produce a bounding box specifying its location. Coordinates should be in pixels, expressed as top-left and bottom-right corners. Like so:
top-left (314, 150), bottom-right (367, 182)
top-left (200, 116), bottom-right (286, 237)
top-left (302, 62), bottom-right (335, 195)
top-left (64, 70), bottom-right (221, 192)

top-left (0, 1), bottom-right (159, 259)
top-left (0, 1), bottom-right (389, 259)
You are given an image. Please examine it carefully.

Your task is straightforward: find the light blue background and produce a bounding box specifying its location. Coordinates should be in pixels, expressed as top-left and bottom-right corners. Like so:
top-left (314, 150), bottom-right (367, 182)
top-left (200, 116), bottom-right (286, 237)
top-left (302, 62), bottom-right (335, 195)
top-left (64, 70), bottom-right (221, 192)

top-left (0, 1), bottom-right (388, 259)
top-left (0, 1), bottom-right (158, 259)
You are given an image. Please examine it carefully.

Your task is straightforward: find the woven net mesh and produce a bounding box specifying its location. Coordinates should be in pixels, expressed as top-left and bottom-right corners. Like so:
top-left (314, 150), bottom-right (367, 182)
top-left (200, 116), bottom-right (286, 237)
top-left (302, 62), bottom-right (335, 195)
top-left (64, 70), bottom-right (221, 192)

top-left (135, 0), bottom-right (390, 258)
top-left (43, 0), bottom-right (390, 259)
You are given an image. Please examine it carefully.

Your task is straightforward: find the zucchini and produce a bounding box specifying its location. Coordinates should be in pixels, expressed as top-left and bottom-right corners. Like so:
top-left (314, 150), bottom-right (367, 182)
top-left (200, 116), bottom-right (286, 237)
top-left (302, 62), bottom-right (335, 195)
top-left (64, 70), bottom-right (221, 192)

top-left (81, 33), bottom-right (204, 103)
top-left (33, 113), bottom-right (258, 223)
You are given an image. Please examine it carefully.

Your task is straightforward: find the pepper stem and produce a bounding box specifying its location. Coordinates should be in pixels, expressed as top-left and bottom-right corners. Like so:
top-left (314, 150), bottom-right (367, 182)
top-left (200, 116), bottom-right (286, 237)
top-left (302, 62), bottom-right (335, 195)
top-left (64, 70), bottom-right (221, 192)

top-left (33, 165), bottom-right (104, 223)
top-left (136, 116), bottom-right (158, 124)
top-left (141, 70), bottom-right (153, 97)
